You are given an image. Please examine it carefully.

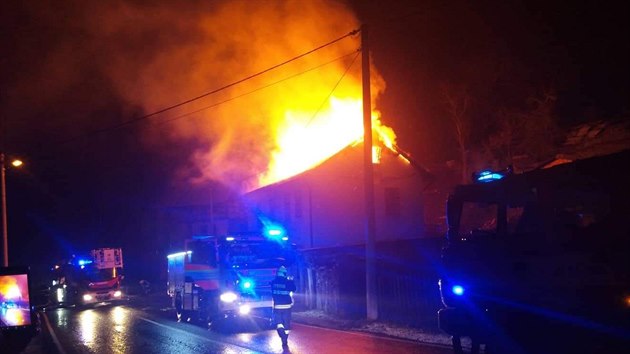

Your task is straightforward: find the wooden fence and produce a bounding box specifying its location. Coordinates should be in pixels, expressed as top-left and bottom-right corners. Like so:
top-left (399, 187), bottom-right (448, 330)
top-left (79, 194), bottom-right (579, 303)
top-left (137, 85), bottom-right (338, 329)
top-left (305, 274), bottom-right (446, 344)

top-left (295, 237), bottom-right (445, 329)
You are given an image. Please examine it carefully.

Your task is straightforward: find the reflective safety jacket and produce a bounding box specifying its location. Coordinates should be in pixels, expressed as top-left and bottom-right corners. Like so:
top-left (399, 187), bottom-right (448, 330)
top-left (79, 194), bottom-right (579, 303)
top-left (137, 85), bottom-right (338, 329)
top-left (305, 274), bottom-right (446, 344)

top-left (270, 276), bottom-right (296, 309)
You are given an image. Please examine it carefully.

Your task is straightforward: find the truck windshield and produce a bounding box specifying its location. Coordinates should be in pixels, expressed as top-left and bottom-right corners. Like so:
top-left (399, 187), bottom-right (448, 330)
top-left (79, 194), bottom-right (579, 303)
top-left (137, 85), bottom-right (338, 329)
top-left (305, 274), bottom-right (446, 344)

top-left (81, 266), bottom-right (115, 282)
top-left (221, 241), bottom-right (291, 268)
top-left (188, 240), bottom-right (217, 267)
top-left (458, 202), bottom-right (527, 237)
top-left (457, 193), bottom-right (607, 241)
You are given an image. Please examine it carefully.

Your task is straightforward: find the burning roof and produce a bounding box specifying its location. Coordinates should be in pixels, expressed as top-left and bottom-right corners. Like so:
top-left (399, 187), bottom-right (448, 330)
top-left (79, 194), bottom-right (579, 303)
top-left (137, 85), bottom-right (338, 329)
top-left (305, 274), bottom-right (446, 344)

top-left (249, 133), bottom-right (432, 192)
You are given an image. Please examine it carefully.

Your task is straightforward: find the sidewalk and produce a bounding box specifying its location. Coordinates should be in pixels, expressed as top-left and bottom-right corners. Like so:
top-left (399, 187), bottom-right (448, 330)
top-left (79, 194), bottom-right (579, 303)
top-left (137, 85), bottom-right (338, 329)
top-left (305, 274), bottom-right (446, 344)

top-left (292, 309), bottom-right (461, 349)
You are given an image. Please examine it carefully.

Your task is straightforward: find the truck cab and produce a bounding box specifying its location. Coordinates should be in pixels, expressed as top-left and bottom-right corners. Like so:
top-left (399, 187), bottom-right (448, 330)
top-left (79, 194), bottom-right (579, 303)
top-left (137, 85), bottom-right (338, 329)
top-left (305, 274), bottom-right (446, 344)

top-left (438, 150), bottom-right (630, 354)
top-left (167, 232), bottom-right (296, 325)
top-left (49, 248), bottom-right (125, 307)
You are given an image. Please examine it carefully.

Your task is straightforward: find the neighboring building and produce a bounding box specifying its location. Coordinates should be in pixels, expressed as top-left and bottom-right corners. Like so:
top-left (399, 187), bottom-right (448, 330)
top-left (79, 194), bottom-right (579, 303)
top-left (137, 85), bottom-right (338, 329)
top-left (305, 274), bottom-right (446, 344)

top-left (244, 141), bottom-right (434, 249)
top-left (148, 120), bottom-right (629, 254)
top-left (542, 118), bottom-right (630, 168)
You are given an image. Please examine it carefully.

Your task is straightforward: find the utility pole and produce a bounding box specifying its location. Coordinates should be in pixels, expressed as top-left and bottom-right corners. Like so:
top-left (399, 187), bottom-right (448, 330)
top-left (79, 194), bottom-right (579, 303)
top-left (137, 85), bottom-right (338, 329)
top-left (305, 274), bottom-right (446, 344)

top-left (1, 152), bottom-right (8, 267)
top-left (361, 24), bottom-right (378, 320)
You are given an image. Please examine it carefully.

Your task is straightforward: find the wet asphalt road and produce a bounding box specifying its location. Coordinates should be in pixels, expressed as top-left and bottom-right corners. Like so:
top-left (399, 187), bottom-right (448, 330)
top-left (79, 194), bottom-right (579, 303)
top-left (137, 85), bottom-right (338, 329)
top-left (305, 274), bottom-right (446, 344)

top-left (32, 297), bottom-right (452, 354)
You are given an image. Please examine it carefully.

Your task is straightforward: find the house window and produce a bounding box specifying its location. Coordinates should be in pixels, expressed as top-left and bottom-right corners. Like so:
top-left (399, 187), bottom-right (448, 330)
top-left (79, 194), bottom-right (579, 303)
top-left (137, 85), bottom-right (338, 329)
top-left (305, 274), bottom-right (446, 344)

top-left (385, 188), bottom-right (401, 217)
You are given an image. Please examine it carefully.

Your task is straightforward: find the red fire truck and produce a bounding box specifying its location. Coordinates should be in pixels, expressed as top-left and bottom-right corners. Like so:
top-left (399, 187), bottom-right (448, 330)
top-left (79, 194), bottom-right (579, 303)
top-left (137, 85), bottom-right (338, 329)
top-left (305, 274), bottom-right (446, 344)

top-left (167, 230), bottom-right (296, 325)
top-left (49, 248), bottom-right (126, 307)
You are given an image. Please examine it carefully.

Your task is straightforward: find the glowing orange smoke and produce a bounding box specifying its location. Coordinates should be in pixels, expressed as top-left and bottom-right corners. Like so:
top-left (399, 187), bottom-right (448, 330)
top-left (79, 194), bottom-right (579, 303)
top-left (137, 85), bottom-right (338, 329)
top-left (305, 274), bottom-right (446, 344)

top-left (83, 0), bottom-right (402, 193)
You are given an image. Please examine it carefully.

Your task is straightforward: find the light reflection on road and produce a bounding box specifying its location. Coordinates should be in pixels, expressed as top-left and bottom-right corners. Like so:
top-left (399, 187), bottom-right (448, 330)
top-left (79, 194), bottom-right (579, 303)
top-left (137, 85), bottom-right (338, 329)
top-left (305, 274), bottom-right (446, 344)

top-left (110, 306), bottom-right (130, 354)
top-left (236, 333), bottom-right (253, 343)
top-left (56, 308), bottom-right (68, 327)
top-left (79, 309), bottom-right (96, 348)
top-left (76, 305), bottom-right (131, 353)
top-left (44, 303), bottom-right (451, 354)
top-left (267, 335), bottom-right (284, 352)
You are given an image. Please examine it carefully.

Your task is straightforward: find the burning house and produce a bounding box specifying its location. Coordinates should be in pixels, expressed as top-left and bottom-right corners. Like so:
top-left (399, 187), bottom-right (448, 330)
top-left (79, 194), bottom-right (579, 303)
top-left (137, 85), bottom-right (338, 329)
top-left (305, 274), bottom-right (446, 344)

top-left (243, 137), bottom-right (442, 322)
top-left (244, 139), bottom-right (434, 249)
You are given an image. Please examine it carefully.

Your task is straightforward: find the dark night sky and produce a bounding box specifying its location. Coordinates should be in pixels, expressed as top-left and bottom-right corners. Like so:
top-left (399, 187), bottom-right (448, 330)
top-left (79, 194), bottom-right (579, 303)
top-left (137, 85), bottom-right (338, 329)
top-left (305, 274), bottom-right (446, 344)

top-left (1, 0), bottom-right (628, 272)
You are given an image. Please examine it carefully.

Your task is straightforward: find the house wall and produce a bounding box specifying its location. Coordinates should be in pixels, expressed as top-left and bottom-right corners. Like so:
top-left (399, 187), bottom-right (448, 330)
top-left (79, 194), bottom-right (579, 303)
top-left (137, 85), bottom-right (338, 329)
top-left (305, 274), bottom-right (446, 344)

top-left (245, 143), bottom-right (429, 249)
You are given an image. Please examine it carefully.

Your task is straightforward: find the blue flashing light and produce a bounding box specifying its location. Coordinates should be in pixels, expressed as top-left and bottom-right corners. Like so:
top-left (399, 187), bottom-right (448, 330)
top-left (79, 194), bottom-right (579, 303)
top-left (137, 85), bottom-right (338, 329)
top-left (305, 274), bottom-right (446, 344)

top-left (267, 229), bottom-right (282, 237)
top-left (281, 236), bottom-right (289, 241)
top-left (476, 170), bottom-right (504, 182)
top-left (226, 236), bottom-right (235, 241)
top-left (77, 259), bottom-right (93, 266)
top-left (452, 285), bottom-right (465, 296)
top-left (263, 225), bottom-right (287, 239)
top-left (167, 251), bottom-right (192, 259)
top-left (239, 278), bottom-right (255, 292)
top-left (258, 215), bottom-right (287, 239)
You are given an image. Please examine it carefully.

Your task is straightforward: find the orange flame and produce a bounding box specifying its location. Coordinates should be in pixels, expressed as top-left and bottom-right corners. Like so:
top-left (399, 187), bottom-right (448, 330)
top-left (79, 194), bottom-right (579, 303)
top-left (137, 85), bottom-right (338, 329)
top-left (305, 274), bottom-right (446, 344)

top-left (259, 97), bottom-right (397, 187)
top-left (85, 0), bottom-right (402, 193)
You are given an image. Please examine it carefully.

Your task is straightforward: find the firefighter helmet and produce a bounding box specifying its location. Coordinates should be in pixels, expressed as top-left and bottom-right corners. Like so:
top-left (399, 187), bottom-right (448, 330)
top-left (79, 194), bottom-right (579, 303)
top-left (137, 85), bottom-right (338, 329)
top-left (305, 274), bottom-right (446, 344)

top-left (277, 266), bottom-right (288, 277)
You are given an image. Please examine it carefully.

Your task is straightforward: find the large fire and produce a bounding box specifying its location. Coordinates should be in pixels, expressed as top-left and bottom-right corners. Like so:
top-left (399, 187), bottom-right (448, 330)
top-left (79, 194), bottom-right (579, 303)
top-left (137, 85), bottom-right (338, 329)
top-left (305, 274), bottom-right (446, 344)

top-left (259, 97), bottom-right (396, 187)
top-left (81, 0), bottom-right (402, 193)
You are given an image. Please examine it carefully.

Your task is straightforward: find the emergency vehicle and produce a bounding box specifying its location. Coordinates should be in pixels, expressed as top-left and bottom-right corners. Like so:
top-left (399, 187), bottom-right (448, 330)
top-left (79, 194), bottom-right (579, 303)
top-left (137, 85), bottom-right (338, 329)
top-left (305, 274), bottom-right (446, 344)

top-left (49, 248), bottom-right (125, 307)
top-left (438, 150), bottom-right (630, 353)
top-left (167, 228), bottom-right (296, 324)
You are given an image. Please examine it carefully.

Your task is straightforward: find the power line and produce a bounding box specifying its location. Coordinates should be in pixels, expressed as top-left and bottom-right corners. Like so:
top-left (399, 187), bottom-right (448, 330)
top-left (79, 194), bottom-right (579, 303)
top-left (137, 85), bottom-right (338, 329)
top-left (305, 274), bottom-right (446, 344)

top-left (56, 28), bottom-right (361, 146)
top-left (150, 50), bottom-right (361, 128)
top-left (305, 51), bottom-right (361, 128)
top-left (238, 50), bottom-right (362, 187)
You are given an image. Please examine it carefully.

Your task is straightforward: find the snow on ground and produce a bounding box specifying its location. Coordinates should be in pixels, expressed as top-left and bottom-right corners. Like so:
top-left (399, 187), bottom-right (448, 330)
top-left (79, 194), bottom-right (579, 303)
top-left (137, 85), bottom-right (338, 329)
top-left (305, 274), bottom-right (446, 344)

top-left (292, 309), bottom-right (472, 349)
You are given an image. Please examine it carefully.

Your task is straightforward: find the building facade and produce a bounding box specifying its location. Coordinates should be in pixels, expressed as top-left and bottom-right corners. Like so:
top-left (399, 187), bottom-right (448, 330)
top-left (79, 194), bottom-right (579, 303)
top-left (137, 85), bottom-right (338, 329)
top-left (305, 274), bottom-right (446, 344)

top-left (244, 141), bottom-right (433, 249)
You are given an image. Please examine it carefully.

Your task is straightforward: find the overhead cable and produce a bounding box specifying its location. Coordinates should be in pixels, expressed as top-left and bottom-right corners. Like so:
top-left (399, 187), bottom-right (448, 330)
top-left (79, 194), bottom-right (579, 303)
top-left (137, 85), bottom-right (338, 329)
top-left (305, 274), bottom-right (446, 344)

top-left (57, 28), bottom-right (361, 145)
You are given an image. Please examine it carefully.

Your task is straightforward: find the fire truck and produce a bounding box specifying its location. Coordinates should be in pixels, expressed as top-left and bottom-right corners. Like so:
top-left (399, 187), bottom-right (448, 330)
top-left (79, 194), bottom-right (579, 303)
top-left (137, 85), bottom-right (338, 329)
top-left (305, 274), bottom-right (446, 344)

top-left (167, 228), bottom-right (296, 325)
top-left (438, 150), bottom-right (630, 354)
top-left (49, 248), bottom-right (126, 307)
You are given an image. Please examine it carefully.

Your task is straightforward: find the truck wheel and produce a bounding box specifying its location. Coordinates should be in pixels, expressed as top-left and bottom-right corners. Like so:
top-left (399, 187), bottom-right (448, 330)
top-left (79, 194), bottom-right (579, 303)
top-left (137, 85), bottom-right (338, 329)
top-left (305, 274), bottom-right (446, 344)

top-left (175, 294), bottom-right (185, 322)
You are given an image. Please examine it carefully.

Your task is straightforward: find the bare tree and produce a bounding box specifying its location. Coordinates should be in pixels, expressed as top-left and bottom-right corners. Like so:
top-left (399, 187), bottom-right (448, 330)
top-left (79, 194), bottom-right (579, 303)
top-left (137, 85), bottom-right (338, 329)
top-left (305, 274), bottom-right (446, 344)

top-left (483, 87), bottom-right (559, 170)
top-left (440, 82), bottom-right (472, 183)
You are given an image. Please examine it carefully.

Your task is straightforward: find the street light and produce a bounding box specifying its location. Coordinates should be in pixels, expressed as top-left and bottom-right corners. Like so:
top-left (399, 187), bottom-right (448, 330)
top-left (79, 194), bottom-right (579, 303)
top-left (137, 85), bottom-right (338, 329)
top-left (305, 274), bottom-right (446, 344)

top-left (1, 152), bottom-right (24, 267)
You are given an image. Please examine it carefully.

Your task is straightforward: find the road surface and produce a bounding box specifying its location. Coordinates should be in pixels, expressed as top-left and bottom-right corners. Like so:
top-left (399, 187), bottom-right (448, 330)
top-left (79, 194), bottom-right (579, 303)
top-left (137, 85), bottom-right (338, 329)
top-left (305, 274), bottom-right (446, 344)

top-left (30, 300), bottom-right (452, 354)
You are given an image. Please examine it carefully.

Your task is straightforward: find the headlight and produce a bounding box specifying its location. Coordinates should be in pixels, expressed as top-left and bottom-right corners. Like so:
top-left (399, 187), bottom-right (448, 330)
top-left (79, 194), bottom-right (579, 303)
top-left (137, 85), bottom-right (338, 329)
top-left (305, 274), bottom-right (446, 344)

top-left (220, 292), bottom-right (238, 303)
top-left (83, 294), bottom-right (93, 302)
top-left (113, 290), bottom-right (122, 298)
top-left (239, 304), bottom-right (251, 315)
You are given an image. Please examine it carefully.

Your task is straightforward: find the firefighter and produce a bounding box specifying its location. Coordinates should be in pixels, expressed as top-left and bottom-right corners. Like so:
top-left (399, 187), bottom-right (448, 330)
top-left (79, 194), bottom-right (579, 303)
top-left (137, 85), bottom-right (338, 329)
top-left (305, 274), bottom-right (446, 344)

top-left (270, 266), bottom-right (296, 349)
